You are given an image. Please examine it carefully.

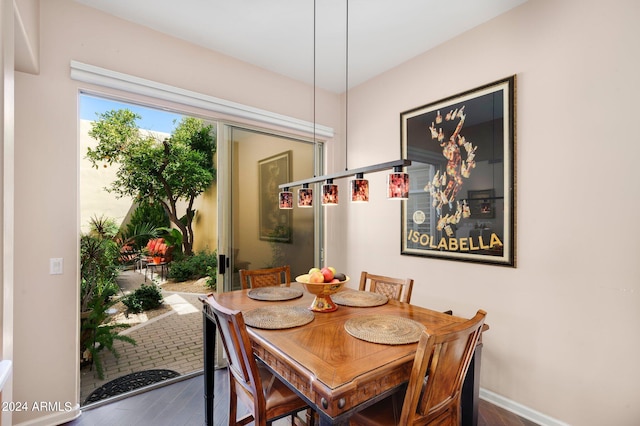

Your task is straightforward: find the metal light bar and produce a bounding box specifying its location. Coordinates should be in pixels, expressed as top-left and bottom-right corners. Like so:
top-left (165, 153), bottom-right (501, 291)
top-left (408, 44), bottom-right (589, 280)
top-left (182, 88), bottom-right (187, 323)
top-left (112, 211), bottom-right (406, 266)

top-left (279, 159), bottom-right (412, 189)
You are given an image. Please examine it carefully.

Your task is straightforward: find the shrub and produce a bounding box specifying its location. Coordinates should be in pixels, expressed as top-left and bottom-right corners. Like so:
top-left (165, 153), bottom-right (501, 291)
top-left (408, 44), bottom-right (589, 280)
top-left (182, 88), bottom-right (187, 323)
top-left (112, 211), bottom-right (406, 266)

top-left (123, 284), bottom-right (164, 314)
top-left (123, 200), bottom-right (169, 250)
top-left (129, 200), bottom-right (170, 232)
top-left (205, 266), bottom-right (217, 291)
top-left (80, 234), bottom-right (120, 312)
top-left (168, 250), bottom-right (217, 282)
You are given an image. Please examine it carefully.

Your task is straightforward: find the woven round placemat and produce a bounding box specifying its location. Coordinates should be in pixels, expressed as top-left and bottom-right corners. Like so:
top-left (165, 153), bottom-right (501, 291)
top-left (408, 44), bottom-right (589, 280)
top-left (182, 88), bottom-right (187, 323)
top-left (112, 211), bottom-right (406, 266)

top-left (244, 306), bottom-right (314, 329)
top-left (344, 315), bottom-right (425, 345)
top-left (248, 287), bottom-right (303, 301)
top-left (332, 290), bottom-right (388, 307)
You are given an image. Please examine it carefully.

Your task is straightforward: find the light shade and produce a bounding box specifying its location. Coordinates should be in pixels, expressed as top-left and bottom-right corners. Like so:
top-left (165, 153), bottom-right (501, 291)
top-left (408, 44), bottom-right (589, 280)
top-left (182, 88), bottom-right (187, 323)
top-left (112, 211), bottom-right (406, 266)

top-left (388, 166), bottom-right (409, 200)
top-left (278, 188), bottom-right (293, 209)
top-left (322, 179), bottom-right (339, 206)
top-left (298, 184), bottom-right (313, 208)
top-left (351, 173), bottom-right (369, 203)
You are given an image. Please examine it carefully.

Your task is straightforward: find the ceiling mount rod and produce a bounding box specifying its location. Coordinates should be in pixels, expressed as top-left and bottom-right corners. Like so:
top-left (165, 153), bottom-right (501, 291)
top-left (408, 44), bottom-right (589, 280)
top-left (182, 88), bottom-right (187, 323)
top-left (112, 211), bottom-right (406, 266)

top-left (344, 0), bottom-right (349, 171)
top-left (279, 159), bottom-right (411, 189)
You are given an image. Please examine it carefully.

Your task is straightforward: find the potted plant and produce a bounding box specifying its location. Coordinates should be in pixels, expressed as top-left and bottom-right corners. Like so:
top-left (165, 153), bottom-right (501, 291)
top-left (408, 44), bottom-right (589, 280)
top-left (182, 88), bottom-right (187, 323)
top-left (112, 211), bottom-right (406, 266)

top-left (145, 238), bottom-right (168, 264)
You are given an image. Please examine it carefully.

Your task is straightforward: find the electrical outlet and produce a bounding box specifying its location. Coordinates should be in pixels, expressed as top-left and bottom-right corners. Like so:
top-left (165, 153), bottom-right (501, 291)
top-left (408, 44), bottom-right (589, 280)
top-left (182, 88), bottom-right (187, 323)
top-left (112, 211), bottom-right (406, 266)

top-left (50, 258), bottom-right (63, 275)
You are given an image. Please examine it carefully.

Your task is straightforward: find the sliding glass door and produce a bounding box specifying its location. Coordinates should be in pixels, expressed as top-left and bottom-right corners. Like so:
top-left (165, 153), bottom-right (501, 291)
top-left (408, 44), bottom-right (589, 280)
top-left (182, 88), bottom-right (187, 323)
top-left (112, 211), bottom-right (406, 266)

top-left (217, 126), bottom-right (322, 292)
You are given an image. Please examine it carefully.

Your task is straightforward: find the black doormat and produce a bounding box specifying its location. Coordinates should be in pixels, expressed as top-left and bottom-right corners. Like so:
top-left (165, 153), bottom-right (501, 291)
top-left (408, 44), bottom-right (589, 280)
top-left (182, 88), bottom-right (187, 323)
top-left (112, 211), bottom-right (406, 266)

top-left (84, 369), bottom-right (181, 405)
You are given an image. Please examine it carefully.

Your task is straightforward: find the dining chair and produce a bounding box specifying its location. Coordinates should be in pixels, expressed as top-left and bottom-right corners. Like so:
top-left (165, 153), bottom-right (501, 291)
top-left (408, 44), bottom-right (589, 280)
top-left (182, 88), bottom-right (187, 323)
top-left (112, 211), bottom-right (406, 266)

top-left (208, 295), bottom-right (314, 426)
top-left (239, 265), bottom-right (291, 290)
top-left (349, 310), bottom-right (487, 426)
top-left (358, 271), bottom-right (414, 303)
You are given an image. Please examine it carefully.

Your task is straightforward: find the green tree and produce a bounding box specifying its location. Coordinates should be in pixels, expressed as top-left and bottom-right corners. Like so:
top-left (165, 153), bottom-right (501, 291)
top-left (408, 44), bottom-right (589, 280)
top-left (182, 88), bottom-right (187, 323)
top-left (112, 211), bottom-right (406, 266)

top-left (86, 110), bottom-right (216, 256)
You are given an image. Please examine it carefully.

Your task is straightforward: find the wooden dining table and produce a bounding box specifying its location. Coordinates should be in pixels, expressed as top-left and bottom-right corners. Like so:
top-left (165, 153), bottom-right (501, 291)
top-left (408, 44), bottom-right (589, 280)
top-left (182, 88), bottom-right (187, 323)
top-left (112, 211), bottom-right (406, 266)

top-left (200, 284), bottom-right (486, 425)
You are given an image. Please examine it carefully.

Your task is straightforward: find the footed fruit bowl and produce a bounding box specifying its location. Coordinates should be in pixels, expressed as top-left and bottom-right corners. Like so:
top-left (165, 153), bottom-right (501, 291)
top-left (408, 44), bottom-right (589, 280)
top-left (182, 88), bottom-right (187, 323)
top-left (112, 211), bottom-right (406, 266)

top-left (295, 274), bottom-right (350, 312)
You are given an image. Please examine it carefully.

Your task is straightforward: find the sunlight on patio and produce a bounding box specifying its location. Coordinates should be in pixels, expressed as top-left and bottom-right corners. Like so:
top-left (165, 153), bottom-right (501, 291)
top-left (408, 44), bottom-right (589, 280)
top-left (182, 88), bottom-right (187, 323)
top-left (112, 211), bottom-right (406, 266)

top-left (164, 293), bottom-right (200, 315)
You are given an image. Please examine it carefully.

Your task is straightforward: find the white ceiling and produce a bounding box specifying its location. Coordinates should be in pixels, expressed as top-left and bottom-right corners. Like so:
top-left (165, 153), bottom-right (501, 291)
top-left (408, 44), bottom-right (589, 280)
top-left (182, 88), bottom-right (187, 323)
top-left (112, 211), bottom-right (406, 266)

top-left (74, 0), bottom-right (526, 93)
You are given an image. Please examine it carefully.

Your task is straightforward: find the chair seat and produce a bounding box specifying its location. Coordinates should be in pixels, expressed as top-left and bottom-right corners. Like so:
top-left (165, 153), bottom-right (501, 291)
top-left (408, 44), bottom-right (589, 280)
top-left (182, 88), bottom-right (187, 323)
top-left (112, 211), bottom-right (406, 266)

top-left (350, 394), bottom-right (401, 426)
top-left (350, 396), bottom-right (453, 426)
top-left (258, 364), bottom-right (309, 419)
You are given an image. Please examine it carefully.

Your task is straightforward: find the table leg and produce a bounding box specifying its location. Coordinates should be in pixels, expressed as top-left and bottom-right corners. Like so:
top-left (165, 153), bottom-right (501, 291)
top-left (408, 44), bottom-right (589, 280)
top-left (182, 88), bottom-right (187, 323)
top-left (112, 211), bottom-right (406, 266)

top-left (461, 342), bottom-right (482, 426)
top-left (203, 310), bottom-right (216, 425)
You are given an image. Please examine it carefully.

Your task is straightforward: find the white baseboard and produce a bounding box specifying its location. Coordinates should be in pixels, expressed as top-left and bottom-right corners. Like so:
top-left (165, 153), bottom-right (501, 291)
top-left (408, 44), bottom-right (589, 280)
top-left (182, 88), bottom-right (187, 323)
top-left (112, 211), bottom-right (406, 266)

top-left (480, 388), bottom-right (570, 426)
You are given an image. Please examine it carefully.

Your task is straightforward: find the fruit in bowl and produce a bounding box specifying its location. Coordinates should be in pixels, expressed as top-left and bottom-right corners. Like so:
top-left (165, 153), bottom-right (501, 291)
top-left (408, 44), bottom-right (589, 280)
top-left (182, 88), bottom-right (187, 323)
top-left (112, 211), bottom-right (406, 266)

top-left (305, 266), bottom-right (347, 284)
top-left (309, 270), bottom-right (325, 283)
top-left (321, 267), bottom-right (334, 282)
top-left (296, 268), bottom-right (350, 312)
top-left (333, 272), bottom-right (347, 282)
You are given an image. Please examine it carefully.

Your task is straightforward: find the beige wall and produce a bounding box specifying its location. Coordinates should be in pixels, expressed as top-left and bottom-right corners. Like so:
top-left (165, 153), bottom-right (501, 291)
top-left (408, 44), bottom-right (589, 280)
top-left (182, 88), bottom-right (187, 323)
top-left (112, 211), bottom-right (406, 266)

top-left (7, 0), bottom-right (640, 425)
top-left (330, 0), bottom-right (640, 425)
top-left (191, 180), bottom-right (218, 254)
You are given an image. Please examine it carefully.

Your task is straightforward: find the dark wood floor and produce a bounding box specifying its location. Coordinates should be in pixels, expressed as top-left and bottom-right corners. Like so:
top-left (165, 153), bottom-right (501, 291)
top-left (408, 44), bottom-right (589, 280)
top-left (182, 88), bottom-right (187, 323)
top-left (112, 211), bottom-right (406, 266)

top-left (64, 369), bottom-right (538, 426)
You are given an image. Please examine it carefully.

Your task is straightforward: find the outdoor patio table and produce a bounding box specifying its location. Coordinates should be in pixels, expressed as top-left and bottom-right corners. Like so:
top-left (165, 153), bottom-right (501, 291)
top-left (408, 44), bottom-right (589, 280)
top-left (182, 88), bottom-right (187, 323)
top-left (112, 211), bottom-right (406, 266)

top-left (145, 261), bottom-right (168, 282)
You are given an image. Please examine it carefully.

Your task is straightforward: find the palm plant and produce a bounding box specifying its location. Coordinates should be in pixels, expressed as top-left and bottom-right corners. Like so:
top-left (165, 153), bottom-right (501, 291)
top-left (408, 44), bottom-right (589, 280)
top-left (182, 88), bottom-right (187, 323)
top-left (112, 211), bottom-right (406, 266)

top-left (81, 293), bottom-right (136, 379)
top-left (80, 218), bottom-right (140, 379)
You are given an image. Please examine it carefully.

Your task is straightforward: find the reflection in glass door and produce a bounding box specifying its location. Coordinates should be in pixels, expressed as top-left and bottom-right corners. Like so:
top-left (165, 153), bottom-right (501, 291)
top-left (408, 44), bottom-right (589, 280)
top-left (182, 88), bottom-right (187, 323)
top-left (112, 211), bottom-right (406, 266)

top-left (223, 127), bottom-right (320, 291)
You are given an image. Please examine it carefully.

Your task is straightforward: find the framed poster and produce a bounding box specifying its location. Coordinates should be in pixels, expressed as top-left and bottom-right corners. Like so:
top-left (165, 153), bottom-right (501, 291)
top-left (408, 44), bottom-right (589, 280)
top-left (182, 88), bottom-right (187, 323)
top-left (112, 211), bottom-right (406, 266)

top-left (259, 151), bottom-right (292, 242)
top-left (401, 76), bottom-right (516, 266)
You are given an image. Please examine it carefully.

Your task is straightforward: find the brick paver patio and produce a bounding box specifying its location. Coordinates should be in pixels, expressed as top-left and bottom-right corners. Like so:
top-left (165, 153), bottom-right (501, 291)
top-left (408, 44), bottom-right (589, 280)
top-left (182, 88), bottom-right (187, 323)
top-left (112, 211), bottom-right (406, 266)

top-left (80, 271), bottom-right (205, 405)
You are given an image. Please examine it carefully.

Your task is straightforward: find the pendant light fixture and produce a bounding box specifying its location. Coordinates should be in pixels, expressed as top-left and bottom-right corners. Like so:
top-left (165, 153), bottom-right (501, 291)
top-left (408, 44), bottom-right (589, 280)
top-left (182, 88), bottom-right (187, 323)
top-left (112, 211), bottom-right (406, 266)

top-left (289, 0), bottom-right (321, 210)
top-left (342, 0), bottom-right (370, 204)
top-left (351, 173), bottom-right (369, 202)
top-left (322, 179), bottom-right (339, 205)
top-left (298, 183), bottom-right (313, 208)
top-left (279, 187), bottom-right (293, 209)
top-left (387, 166), bottom-right (409, 199)
top-left (297, 0), bottom-right (318, 209)
top-left (278, 0), bottom-right (412, 203)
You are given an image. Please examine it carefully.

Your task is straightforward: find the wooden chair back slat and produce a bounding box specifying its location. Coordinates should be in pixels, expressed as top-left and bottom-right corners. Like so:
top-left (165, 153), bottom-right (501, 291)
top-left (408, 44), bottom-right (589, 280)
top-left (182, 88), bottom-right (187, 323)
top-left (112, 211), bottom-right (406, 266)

top-left (239, 266), bottom-right (291, 290)
top-left (359, 271), bottom-right (414, 303)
